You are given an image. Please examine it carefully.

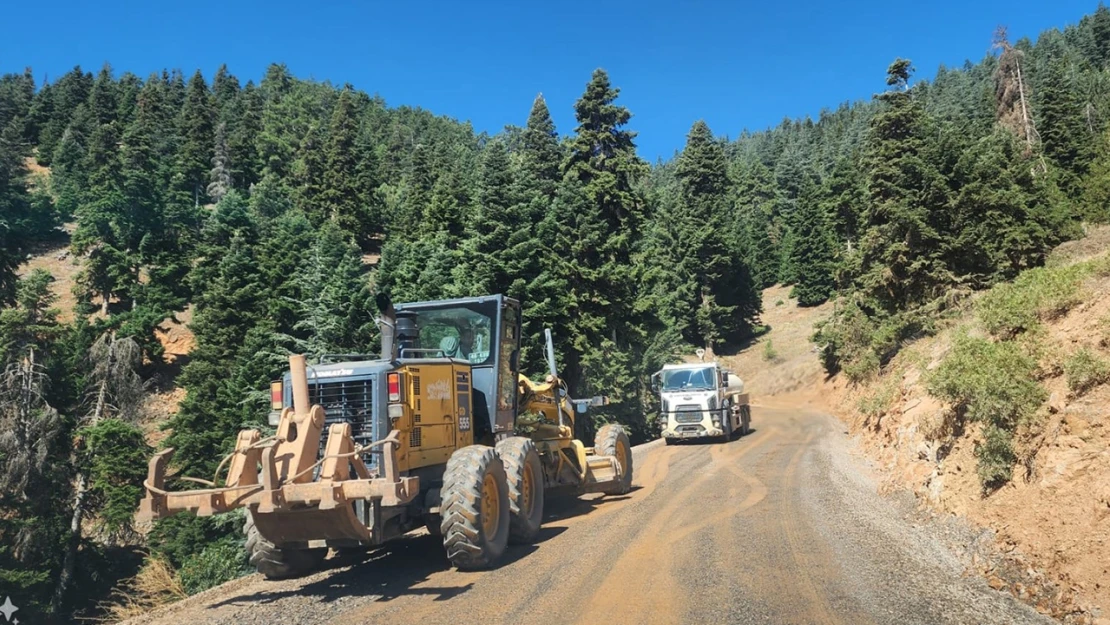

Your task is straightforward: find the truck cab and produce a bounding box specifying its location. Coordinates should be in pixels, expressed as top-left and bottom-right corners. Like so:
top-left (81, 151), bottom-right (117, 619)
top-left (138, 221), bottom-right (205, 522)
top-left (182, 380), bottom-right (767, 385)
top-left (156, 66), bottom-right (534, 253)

top-left (653, 362), bottom-right (751, 444)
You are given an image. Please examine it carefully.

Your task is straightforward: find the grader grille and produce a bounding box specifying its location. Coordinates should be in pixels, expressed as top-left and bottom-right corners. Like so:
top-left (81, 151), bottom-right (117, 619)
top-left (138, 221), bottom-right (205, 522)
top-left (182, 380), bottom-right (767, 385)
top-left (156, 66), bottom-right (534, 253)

top-left (309, 378), bottom-right (376, 456)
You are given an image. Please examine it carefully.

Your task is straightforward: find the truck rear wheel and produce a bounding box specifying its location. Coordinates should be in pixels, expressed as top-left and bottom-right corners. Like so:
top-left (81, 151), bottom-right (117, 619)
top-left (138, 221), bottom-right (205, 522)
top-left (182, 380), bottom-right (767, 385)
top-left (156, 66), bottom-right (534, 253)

top-left (595, 424), bottom-right (633, 495)
top-left (496, 437), bottom-right (545, 545)
top-left (440, 445), bottom-right (510, 569)
top-left (244, 511), bottom-right (327, 580)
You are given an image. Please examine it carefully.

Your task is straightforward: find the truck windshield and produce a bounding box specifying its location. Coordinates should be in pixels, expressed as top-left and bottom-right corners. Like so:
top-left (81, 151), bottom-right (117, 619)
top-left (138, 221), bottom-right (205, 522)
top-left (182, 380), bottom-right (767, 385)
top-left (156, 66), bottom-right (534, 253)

top-left (661, 367), bottom-right (715, 391)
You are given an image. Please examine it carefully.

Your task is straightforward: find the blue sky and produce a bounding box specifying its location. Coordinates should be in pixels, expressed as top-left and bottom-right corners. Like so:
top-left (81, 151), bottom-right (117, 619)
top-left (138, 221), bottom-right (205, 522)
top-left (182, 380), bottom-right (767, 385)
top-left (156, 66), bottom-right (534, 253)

top-left (0, 0), bottom-right (1100, 161)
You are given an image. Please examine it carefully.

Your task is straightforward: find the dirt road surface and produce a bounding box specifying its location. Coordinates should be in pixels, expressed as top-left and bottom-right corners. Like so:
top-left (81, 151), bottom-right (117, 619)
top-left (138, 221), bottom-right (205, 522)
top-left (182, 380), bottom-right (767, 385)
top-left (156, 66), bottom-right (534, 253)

top-left (126, 405), bottom-right (1055, 625)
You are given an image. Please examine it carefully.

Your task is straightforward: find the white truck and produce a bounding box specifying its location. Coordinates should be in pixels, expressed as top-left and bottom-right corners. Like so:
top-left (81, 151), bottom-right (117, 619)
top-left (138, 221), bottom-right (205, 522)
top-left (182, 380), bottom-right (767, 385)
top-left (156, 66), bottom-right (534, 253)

top-left (652, 361), bottom-right (751, 444)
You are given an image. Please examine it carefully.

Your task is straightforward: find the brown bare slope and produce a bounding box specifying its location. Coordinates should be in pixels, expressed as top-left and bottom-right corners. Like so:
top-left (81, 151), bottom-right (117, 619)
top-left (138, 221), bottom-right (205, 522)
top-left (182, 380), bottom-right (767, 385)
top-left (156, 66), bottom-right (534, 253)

top-left (820, 226), bottom-right (1110, 624)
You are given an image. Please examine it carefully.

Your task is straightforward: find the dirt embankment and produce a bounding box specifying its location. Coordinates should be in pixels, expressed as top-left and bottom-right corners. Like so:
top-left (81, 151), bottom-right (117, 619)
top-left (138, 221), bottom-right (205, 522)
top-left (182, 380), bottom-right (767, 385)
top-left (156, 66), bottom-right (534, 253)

top-left (811, 227), bottom-right (1110, 624)
top-left (14, 183), bottom-right (195, 445)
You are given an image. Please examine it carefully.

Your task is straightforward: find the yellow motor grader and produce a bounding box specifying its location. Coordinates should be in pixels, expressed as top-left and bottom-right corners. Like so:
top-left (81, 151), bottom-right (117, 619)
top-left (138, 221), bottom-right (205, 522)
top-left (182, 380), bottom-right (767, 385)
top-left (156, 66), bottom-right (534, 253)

top-left (137, 294), bottom-right (632, 578)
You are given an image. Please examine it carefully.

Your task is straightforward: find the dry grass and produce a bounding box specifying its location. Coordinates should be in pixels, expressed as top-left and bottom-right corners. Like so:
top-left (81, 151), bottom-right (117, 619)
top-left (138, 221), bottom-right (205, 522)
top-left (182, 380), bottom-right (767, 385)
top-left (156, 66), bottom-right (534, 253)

top-left (721, 284), bottom-right (834, 397)
top-left (96, 556), bottom-right (186, 623)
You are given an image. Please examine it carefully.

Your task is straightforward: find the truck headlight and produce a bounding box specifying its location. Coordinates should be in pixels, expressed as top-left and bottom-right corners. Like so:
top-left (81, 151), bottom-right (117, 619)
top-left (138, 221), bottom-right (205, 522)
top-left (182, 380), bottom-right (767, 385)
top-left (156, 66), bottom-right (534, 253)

top-left (707, 396), bottom-right (717, 411)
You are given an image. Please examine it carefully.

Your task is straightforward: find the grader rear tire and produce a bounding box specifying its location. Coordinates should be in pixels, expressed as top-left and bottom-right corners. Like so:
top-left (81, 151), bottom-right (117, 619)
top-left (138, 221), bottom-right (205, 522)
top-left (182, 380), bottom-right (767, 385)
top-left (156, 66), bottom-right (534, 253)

top-left (244, 512), bottom-right (327, 580)
top-left (595, 424), bottom-right (633, 495)
top-left (495, 437), bottom-right (545, 545)
top-left (440, 445), bottom-right (510, 570)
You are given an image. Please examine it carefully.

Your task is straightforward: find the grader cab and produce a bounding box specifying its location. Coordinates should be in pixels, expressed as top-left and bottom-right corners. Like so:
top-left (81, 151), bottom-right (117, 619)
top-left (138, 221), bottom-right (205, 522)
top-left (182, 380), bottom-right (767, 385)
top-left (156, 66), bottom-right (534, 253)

top-left (137, 294), bottom-right (632, 578)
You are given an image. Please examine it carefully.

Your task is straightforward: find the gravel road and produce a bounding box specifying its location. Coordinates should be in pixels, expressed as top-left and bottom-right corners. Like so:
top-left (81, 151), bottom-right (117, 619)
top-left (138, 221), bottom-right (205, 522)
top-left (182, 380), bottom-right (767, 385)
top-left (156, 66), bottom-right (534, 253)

top-left (125, 405), bottom-right (1056, 625)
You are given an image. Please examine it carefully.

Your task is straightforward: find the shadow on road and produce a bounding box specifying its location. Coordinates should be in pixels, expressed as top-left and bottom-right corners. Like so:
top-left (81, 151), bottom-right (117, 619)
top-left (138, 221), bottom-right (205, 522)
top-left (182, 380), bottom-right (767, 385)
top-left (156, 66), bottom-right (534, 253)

top-left (663, 428), bottom-right (759, 447)
top-left (207, 512), bottom-right (584, 609)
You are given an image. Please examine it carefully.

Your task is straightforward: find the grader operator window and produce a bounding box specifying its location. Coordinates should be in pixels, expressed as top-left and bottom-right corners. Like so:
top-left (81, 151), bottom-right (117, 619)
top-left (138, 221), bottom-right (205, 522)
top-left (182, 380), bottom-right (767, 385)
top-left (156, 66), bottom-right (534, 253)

top-left (414, 307), bottom-right (493, 365)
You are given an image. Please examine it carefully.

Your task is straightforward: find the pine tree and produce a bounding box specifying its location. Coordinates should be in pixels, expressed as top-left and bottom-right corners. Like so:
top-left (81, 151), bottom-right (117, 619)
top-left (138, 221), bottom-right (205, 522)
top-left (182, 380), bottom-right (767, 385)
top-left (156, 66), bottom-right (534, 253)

top-left (659, 120), bottom-right (761, 347)
top-left (175, 70), bottom-right (215, 207)
top-left (73, 121), bottom-right (134, 315)
top-left (733, 161), bottom-right (780, 288)
top-left (207, 121), bottom-right (233, 203)
top-left (212, 64), bottom-right (241, 114)
top-left (227, 81), bottom-right (264, 189)
top-left (0, 121), bottom-right (35, 303)
top-left (788, 180), bottom-right (837, 306)
top-left (395, 143), bottom-right (435, 237)
top-left (35, 66), bottom-right (92, 165)
top-left (86, 64), bottom-right (118, 127)
top-left (554, 69), bottom-right (648, 429)
top-left (1038, 52), bottom-right (1096, 197)
top-left (457, 140), bottom-right (521, 295)
top-left (520, 94), bottom-right (561, 201)
top-left (166, 233), bottom-right (265, 477)
top-left (856, 59), bottom-right (953, 313)
top-left (950, 128), bottom-right (1070, 282)
top-left (318, 88), bottom-right (380, 242)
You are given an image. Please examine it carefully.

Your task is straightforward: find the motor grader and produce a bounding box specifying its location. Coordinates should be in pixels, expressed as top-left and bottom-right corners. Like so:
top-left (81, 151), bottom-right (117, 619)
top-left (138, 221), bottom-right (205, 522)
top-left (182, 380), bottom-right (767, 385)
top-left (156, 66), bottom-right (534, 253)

top-left (137, 294), bottom-right (632, 578)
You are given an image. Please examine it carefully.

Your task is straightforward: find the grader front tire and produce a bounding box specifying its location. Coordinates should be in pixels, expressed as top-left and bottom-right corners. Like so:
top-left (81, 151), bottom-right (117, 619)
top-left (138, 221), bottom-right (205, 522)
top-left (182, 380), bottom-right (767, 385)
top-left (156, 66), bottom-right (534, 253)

top-left (595, 424), bottom-right (634, 496)
top-left (496, 437), bottom-right (545, 545)
top-left (244, 512), bottom-right (327, 580)
top-left (440, 445), bottom-right (510, 570)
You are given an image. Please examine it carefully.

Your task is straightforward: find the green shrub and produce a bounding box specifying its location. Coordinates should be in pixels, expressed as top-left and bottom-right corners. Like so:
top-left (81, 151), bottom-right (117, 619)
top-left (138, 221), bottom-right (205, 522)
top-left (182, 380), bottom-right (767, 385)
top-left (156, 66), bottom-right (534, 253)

top-left (814, 301), bottom-right (928, 380)
top-left (843, 351), bottom-right (880, 384)
top-left (761, 339), bottom-right (778, 362)
top-left (857, 375), bottom-right (899, 418)
top-left (177, 539), bottom-right (248, 595)
top-left (928, 333), bottom-right (1046, 491)
top-left (978, 263), bottom-right (1089, 337)
top-left (775, 299), bottom-right (785, 307)
top-left (148, 510), bottom-right (245, 569)
top-left (1063, 348), bottom-right (1110, 396)
top-left (976, 423), bottom-right (1016, 490)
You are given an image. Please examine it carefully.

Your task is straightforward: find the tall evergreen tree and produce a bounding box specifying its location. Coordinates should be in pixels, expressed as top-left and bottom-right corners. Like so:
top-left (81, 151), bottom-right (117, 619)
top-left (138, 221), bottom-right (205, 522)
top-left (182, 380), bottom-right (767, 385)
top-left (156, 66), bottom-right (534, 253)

top-left (318, 88), bottom-right (380, 242)
top-left (520, 94), bottom-right (561, 201)
top-left (175, 70), bottom-right (215, 207)
top-left (654, 120), bottom-right (760, 347)
top-left (855, 59), bottom-right (952, 313)
top-left (788, 180), bottom-right (837, 306)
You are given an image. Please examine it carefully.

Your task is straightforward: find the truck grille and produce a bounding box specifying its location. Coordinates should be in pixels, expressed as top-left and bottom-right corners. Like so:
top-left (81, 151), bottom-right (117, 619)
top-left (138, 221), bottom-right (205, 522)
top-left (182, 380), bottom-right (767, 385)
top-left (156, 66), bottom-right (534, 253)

top-left (674, 405), bottom-right (704, 424)
top-left (308, 379), bottom-right (375, 449)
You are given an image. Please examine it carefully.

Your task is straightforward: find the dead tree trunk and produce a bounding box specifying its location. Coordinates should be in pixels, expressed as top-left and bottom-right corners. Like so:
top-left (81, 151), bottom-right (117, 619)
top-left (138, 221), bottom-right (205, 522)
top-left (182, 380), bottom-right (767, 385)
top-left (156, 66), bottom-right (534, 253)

top-left (52, 337), bottom-right (113, 615)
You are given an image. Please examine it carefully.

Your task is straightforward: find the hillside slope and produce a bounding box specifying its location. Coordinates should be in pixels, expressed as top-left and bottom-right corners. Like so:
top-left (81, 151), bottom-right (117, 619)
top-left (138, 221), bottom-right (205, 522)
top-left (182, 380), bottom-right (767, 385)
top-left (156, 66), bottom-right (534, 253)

top-left (816, 227), bottom-right (1110, 623)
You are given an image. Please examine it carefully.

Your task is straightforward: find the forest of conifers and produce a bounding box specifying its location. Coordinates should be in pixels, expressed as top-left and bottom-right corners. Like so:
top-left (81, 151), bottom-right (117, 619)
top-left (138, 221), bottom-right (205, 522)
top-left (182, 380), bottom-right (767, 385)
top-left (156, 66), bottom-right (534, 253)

top-left (4, 6), bottom-right (1110, 620)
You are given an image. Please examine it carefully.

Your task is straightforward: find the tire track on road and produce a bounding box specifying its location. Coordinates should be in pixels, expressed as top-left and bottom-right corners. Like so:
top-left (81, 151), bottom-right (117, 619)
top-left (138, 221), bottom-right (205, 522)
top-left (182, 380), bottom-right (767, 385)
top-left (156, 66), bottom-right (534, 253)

top-left (571, 425), bottom-right (781, 624)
